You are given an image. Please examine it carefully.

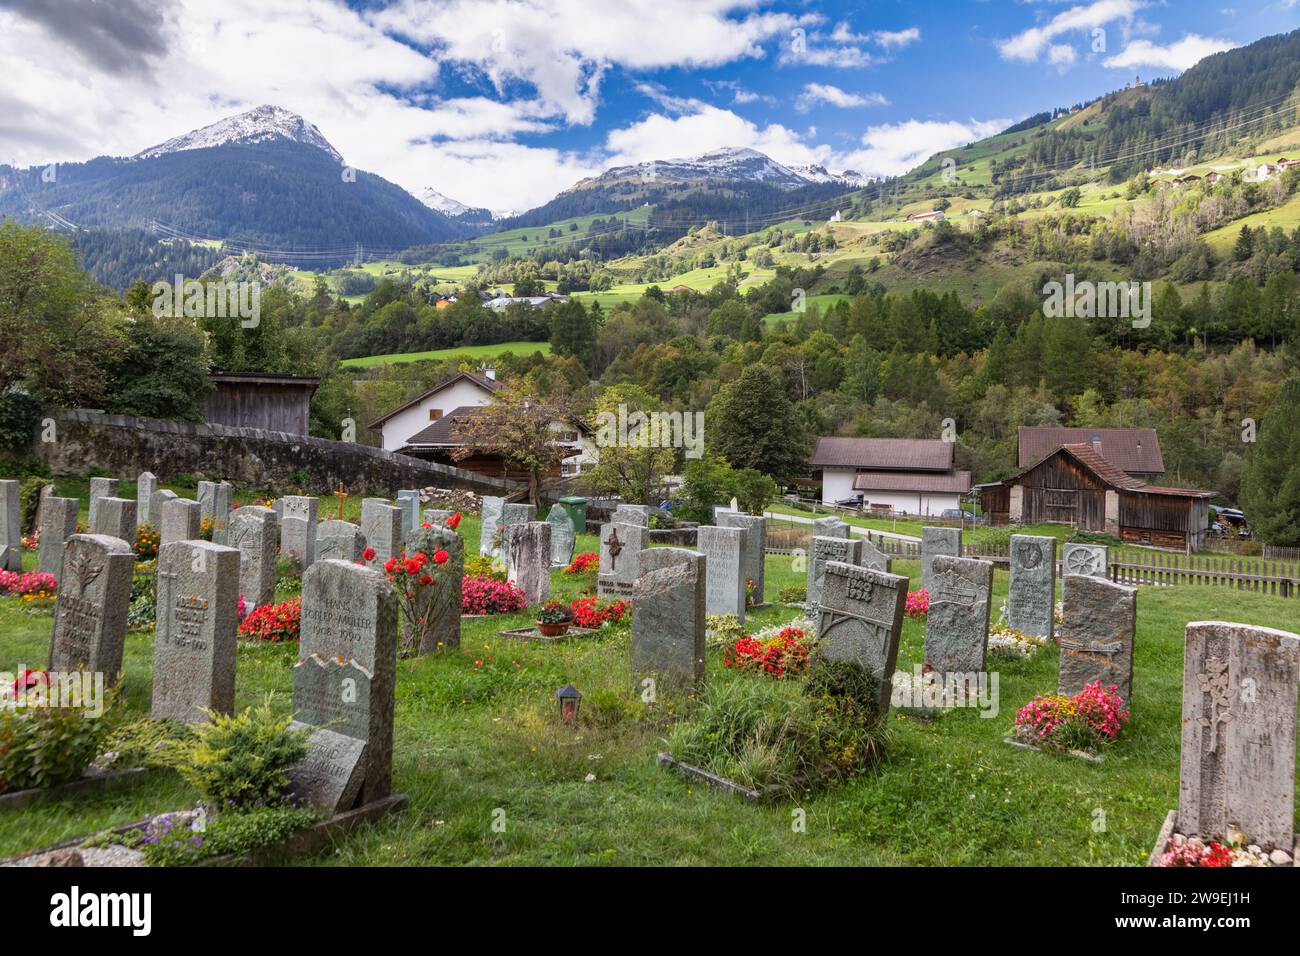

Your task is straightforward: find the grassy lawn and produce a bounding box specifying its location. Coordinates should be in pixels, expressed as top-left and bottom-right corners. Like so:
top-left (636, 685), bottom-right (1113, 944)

top-left (4, 509), bottom-right (1298, 866)
top-left (340, 341), bottom-right (551, 369)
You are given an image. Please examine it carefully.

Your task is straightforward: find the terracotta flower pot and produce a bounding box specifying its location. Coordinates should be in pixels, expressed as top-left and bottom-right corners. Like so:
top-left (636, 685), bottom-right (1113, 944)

top-left (536, 621), bottom-right (570, 637)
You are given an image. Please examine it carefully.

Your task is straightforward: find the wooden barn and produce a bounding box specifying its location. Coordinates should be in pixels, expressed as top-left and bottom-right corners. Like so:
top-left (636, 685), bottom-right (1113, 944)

top-left (204, 372), bottom-right (319, 436)
top-left (979, 442), bottom-right (1215, 551)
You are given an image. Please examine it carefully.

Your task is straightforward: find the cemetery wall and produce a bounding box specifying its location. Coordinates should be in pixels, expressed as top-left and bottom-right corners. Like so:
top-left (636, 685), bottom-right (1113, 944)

top-left (37, 409), bottom-right (521, 497)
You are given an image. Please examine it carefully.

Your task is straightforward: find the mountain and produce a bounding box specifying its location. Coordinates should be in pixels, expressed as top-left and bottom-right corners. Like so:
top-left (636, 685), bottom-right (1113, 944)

top-left (135, 105), bottom-right (344, 163)
top-left (788, 163), bottom-right (868, 188)
top-left (418, 186), bottom-right (494, 224)
top-left (0, 107), bottom-right (477, 278)
top-left (575, 146), bottom-right (809, 189)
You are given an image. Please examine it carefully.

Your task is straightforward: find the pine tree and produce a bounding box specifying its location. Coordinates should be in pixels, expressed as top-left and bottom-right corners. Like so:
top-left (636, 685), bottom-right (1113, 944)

top-left (1240, 377), bottom-right (1300, 546)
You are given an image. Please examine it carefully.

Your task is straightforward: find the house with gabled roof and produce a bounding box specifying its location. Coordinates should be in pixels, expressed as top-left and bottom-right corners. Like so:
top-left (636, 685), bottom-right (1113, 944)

top-left (1018, 426), bottom-right (1164, 479)
top-left (369, 369), bottom-right (504, 452)
top-left (810, 437), bottom-right (971, 514)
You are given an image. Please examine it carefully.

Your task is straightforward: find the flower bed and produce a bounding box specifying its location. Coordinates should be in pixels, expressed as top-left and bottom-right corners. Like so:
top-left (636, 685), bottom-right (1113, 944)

top-left (461, 576), bottom-right (528, 615)
top-left (905, 588), bottom-right (929, 619)
top-left (238, 597), bottom-right (302, 642)
top-left (722, 625), bottom-right (813, 678)
top-left (569, 596), bottom-right (628, 629)
top-left (0, 570), bottom-right (57, 599)
top-left (1013, 681), bottom-right (1129, 756)
top-left (564, 552), bottom-right (598, 575)
top-left (988, 622), bottom-right (1046, 658)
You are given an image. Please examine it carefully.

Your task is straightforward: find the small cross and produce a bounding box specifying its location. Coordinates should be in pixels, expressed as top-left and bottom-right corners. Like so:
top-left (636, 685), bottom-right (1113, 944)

top-left (334, 483), bottom-right (348, 520)
top-left (604, 527), bottom-right (623, 571)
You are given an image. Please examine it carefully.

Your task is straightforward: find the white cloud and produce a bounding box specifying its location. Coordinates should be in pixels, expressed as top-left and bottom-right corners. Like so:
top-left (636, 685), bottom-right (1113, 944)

top-left (837, 118), bottom-right (1010, 179)
top-left (1048, 44), bottom-right (1079, 68)
top-left (1103, 34), bottom-right (1239, 71)
top-left (603, 105), bottom-right (822, 168)
top-left (794, 84), bottom-right (888, 113)
top-left (873, 27), bottom-right (921, 49)
top-left (998, 0), bottom-right (1143, 63)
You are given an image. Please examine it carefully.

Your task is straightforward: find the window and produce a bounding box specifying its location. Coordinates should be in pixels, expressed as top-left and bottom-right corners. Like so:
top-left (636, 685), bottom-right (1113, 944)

top-left (428, 409), bottom-right (443, 421)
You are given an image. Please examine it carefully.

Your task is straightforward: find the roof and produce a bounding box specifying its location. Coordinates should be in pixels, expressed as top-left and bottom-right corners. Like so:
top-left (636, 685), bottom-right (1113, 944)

top-left (1008, 442), bottom-right (1214, 499)
top-left (368, 370), bottom-right (503, 430)
top-left (401, 405), bottom-right (594, 449)
top-left (812, 437), bottom-right (953, 471)
top-left (208, 372), bottom-right (319, 388)
top-left (1017, 426), bottom-right (1164, 474)
top-left (852, 470), bottom-right (971, 494)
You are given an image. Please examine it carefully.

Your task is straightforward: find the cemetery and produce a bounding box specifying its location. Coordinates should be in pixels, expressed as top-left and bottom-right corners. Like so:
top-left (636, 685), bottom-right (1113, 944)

top-left (0, 472), bottom-right (1296, 868)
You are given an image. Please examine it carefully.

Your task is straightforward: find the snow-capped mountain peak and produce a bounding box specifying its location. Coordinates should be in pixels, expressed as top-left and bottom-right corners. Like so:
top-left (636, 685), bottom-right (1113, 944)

top-left (135, 105), bottom-right (343, 163)
top-left (419, 187), bottom-right (474, 217)
top-left (573, 146), bottom-right (865, 190)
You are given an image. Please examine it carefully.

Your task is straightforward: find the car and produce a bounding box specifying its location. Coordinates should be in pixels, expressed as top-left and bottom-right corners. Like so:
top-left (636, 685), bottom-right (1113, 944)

top-left (940, 509), bottom-right (976, 520)
top-left (834, 494), bottom-right (865, 508)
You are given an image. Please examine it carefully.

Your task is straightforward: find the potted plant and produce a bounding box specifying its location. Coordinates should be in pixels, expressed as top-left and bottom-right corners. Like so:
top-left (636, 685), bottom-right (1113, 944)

top-left (536, 599), bottom-right (574, 637)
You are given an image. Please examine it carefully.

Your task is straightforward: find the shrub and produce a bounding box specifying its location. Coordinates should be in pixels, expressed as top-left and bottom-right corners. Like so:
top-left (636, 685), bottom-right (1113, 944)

top-left (166, 701), bottom-right (308, 809)
top-left (1014, 681), bottom-right (1130, 754)
top-left (18, 476), bottom-right (47, 532)
top-left (134, 523), bottom-right (160, 560)
top-left (536, 599), bottom-right (573, 625)
top-left (461, 575), bottom-right (527, 615)
top-left (778, 584), bottom-right (807, 604)
top-left (569, 597), bottom-right (628, 628)
top-left (0, 393), bottom-right (41, 452)
top-left (564, 552), bottom-right (598, 575)
top-left (199, 516), bottom-right (215, 541)
top-left (127, 574), bottom-right (156, 630)
top-left (0, 570), bottom-right (56, 599)
top-left (464, 554), bottom-right (506, 581)
top-left (373, 546), bottom-right (457, 654)
top-left (138, 803), bottom-right (320, 867)
top-left (238, 597), bottom-right (301, 642)
top-left (0, 693), bottom-right (115, 793)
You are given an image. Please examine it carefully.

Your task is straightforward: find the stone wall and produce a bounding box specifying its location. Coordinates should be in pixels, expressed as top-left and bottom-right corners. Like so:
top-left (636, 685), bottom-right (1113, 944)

top-left (36, 409), bottom-right (521, 497)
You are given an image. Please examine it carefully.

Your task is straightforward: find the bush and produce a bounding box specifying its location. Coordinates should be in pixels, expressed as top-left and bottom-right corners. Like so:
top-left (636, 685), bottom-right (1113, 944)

top-left (238, 597), bottom-right (301, 642)
top-left (166, 701), bottom-right (308, 809)
top-left (564, 552), bottom-right (598, 575)
top-left (18, 476), bottom-right (47, 533)
top-left (0, 692), bottom-right (116, 793)
top-left (134, 523), bottom-right (160, 560)
top-left (1014, 681), bottom-right (1129, 754)
top-left (464, 554), bottom-right (506, 581)
top-left (722, 626), bottom-right (812, 678)
top-left (126, 574), bottom-right (156, 630)
top-left (462, 575), bottom-right (527, 615)
top-left (569, 597), bottom-right (628, 628)
top-left (777, 584), bottom-right (807, 604)
top-left (0, 393), bottom-right (41, 452)
top-left (138, 803), bottom-right (320, 867)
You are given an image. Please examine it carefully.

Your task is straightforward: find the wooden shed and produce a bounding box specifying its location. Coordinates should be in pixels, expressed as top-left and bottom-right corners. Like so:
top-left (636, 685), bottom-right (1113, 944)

top-left (979, 442), bottom-right (1215, 551)
top-left (204, 372), bottom-right (319, 436)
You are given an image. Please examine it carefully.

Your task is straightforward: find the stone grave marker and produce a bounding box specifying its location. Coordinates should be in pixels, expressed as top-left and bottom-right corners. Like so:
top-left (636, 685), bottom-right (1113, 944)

top-left (211, 482), bottom-right (233, 546)
top-left (229, 505), bottom-right (277, 611)
top-left (507, 521), bottom-right (551, 606)
top-left (197, 481), bottom-right (217, 520)
top-left (288, 727), bottom-right (368, 814)
top-left (0, 479), bottom-right (20, 571)
top-left (612, 504), bottom-right (651, 527)
top-left (405, 524), bottom-right (463, 653)
top-left (136, 472), bottom-right (156, 531)
top-left (717, 512), bottom-right (765, 606)
top-left (295, 560), bottom-right (398, 804)
top-left (632, 547), bottom-right (706, 692)
top-left (812, 516), bottom-right (850, 539)
top-left (859, 535), bottom-right (892, 574)
top-left (48, 534), bottom-right (135, 681)
top-left (1177, 621), bottom-right (1300, 853)
top-left (1008, 534), bottom-right (1057, 641)
top-left (396, 489), bottom-right (420, 537)
top-left (807, 535), bottom-right (862, 611)
top-left (920, 526), bottom-right (962, 591)
top-left (149, 489), bottom-right (178, 527)
top-left (91, 497), bottom-right (135, 540)
top-left (698, 525), bottom-right (746, 621)
top-left (479, 496), bottom-right (504, 557)
top-left (280, 495), bottom-right (318, 568)
top-left (360, 498), bottom-right (401, 565)
top-left (160, 498), bottom-right (201, 547)
top-left (500, 502), bottom-right (536, 559)
top-left (86, 477), bottom-right (118, 533)
top-left (924, 555), bottom-right (994, 674)
top-left (317, 519), bottom-right (366, 563)
top-left (38, 497), bottom-right (79, 579)
top-left (1057, 574), bottom-right (1137, 704)
top-left (597, 521), bottom-right (646, 600)
top-left (815, 561), bottom-right (908, 714)
top-left (546, 504), bottom-right (575, 567)
top-left (1063, 543), bottom-right (1109, 579)
top-left (152, 540), bottom-right (240, 723)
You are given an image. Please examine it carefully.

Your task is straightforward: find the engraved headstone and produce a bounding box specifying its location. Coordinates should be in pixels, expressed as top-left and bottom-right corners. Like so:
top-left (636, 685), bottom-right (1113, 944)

top-left (296, 560), bottom-right (398, 803)
top-left (149, 489), bottom-right (178, 527)
top-left (360, 498), bottom-right (401, 565)
top-left (1063, 542), bottom-right (1109, 579)
top-left (507, 521), bottom-right (551, 606)
top-left (211, 482), bottom-right (233, 545)
top-left (479, 496), bottom-right (504, 557)
top-left (698, 525), bottom-right (746, 621)
top-left (717, 513), bottom-right (765, 606)
top-left (406, 524), bottom-right (463, 653)
top-left (1057, 574), bottom-right (1137, 704)
top-left (86, 478), bottom-right (118, 533)
top-left (288, 727), bottom-right (368, 814)
top-left (632, 547), bottom-right (706, 692)
top-left (815, 562), bottom-right (908, 714)
top-left (38, 497), bottom-right (79, 579)
top-left (1008, 534), bottom-right (1057, 641)
top-left (152, 540), bottom-right (240, 723)
top-left (598, 521), bottom-right (646, 600)
top-left (160, 497), bottom-right (201, 547)
top-left (229, 505), bottom-right (277, 611)
top-left (1178, 621), bottom-right (1300, 851)
top-left (858, 535), bottom-right (892, 574)
top-left (396, 489), bottom-right (420, 537)
top-left (920, 526), bottom-right (962, 591)
top-left (317, 519), bottom-right (366, 563)
top-left (807, 535), bottom-right (862, 611)
top-left (0, 479), bottom-right (21, 571)
top-left (197, 481), bottom-right (217, 520)
top-left (136, 472), bottom-right (156, 531)
top-left (91, 497), bottom-right (135, 540)
top-left (546, 504), bottom-right (576, 567)
top-left (924, 555), bottom-right (994, 674)
top-left (500, 503), bottom-right (536, 559)
top-left (280, 495), bottom-right (318, 567)
top-left (812, 516), bottom-right (850, 539)
top-left (612, 505), bottom-right (651, 527)
top-left (48, 534), bottom-right (135, 681)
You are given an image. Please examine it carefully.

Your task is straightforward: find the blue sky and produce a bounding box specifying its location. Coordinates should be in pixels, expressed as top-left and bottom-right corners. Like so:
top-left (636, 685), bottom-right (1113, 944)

top-left (1, 0), bottom-right (1297, 213)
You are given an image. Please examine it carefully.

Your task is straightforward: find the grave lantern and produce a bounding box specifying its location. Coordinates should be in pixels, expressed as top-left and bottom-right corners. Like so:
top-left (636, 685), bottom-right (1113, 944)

top-left (555, 684), bottom-right (582, 725)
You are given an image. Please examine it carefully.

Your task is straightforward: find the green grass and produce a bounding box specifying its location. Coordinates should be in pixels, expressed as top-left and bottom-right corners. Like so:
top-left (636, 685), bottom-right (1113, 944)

top-left (4, 511), bottom-right (1298, 866)
top-left (340, 341), bottom-right (552, 369)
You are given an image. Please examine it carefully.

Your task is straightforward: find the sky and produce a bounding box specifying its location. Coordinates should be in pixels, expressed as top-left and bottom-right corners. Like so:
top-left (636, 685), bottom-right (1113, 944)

top-left (1, 0), bottom-right (1297, 214)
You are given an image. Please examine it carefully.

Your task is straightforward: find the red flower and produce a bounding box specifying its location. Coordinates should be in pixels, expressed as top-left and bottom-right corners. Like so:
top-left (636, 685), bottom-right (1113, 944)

top-left (404, 558), bottom-right (421, 575)
top-left (10, 668), bottom-right (49, 699)
top-left (433, 549), bottom-right (449, 564)
top-left (362, 547), bottom-right (376, 561)
top-left (447, 512), bottom-right (462, 530)
top-left (421, 522), bottom-right (432, 529)
top-left (384, 557), bottom-right (397, 573)
top-left (420, 574), bottom-right (433, 585)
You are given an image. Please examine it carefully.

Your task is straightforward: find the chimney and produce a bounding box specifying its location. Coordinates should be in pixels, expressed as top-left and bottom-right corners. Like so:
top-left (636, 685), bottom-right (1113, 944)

top-left (483, 366), bottom-right (496, 381)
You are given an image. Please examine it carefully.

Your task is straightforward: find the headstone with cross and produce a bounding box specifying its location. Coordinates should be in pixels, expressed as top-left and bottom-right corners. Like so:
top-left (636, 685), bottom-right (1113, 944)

top-left (598, 521), bottom-right (645, 600)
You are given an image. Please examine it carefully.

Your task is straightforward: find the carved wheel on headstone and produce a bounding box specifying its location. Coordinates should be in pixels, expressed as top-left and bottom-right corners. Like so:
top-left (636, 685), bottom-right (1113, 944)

top-left (1066, 549), bottom-right (1101, 576)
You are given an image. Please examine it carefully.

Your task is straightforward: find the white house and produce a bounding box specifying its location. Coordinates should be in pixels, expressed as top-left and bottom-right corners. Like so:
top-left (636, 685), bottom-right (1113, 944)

top-left (811, 437), bottom-right (970, 515)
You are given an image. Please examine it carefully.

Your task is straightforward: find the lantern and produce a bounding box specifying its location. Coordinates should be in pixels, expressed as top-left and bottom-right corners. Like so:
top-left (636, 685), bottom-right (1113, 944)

top-left (555, 684), bottom-right (582, 725)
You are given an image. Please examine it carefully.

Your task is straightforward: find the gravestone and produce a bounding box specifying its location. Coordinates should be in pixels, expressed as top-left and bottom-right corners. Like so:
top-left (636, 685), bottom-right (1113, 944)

top-left (597, 521), bottom-right (646, 600)
top-left (288, 728), bottom-right (368, 814)
top-left (812, 516), bottom-right (850, 539)
top-left (197, 481), bottom-right (217, 520)
top-left (1063, 543), bottom-right (1109, 579)
top-left (48, 534), bottom-right (135, 681)
top-left (229, 505), bottom-right (277, 611)
top-left (500, 503), bottom-right (537, 559)
top-left (136, 472), bottom-right (156, 531)
top-left (86, 478), bottom-right (118, 533)
top-left (91, 497), bottom-right (136, 540)
top-left (546, 504), bottom-right (576, 567)
top-left (858, 535), bottom-right (892, 574)
top-left (1008, 534), bottom-right (1057, 641)
top-left (479, 496), bottom-right (504, 557)
top-left (406, 524), bottom-right (463, 653)
top-left (0, 479), bottom-right (20, 572)
top-left (924, 555), bottom-right (994, 674)
top-left (149, 489), bottom-right (178, 527)
top-left (815, 561), bottom-right (908, 714)
top-left (360, 498), bottom-right (402, 565)
top-left (280, 496), bottom-right (318, 568)
top-left (160, 498), bottom-right (201, 547)
top-left (210, 482), bottom-right (233, 546)
top-left (507, 521), bottom-right (551, 606)
top-left (1178, 621), bottom-right (1300, 852)
top-left (920, 527), bottom-right (962, 591)
top-left (632, 547), bottom-right (706, 692)
top-left (1057, 574), bottom-right (1137, 704)
top-left (396, 490), bottom-right (420, 537)
top-left (317, 519), bottom-right (366, 563)
top-left (612, 505), bottom-right (651, 527)
top-left (37, 497), bottom-right (79, 579)
top-left (152, 541), bottom-right (240, 723)
top-left (807, 535), bottom-right (862, 611)
top-left (717, 513), bottom-right (765, 606)
top-left (295, 560), bottom-right (398, 804)
top-left (698, 525), bottom-right (747, 621)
